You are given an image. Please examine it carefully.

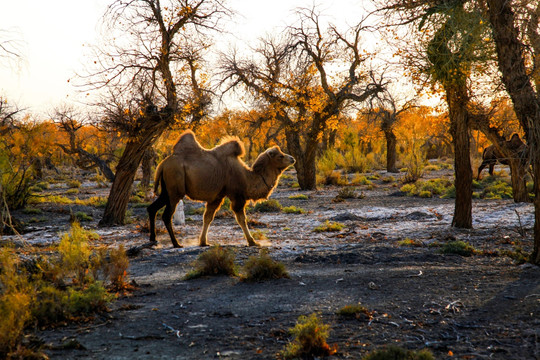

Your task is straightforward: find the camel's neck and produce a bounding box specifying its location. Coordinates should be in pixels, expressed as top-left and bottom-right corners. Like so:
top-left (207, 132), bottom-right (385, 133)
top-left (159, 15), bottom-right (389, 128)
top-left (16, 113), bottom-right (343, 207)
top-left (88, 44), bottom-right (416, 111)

top-left (246, 168), bottom-right (280, 200)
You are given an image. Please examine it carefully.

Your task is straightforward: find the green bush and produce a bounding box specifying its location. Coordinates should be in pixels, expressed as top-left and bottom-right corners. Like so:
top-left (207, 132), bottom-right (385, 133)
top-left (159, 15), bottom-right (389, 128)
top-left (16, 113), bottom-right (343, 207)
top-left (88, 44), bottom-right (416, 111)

top-left (252, 199), bottom-right (282, 213)
top-left (350, 174), bottom-right (372, 186)
top-left (282, 206), bottom-right (306, 214)
top-left (313, 220), bottom-right (344, 232)
top-left (289, 194), bottom-right (308, 200)
top-left (400, 178), bottom-right (453, 198)
top-left (441, 240), bottom-right (476, 256)
top-left (480, 180), bottom-right (513, 199)
top-left (67, 282), bottom-right (112, 315)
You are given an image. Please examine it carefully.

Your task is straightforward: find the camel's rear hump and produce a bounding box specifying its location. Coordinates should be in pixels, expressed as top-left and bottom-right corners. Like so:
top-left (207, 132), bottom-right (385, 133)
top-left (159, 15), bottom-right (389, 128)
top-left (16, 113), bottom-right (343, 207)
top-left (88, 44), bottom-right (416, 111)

top-left (212, 137), bottom-right (244, 158)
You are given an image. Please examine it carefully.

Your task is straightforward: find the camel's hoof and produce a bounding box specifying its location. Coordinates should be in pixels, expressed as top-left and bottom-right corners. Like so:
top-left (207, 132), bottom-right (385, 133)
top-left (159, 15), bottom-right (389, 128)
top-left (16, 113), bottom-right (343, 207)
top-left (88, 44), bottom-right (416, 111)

top-left (172, 244), bottom-right (183, 249)
top-left (248, 241), bottom-right (260, 247)
top-left (199, 243), bottom-right (209, 247)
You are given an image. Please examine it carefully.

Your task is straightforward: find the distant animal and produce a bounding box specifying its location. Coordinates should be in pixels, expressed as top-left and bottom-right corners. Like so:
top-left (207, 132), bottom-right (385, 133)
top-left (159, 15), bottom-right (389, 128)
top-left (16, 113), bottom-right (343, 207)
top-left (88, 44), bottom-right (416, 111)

top-left (477, 133), bottom-right (528, 180)
top-left (147, 130), bottom-right (295, 248)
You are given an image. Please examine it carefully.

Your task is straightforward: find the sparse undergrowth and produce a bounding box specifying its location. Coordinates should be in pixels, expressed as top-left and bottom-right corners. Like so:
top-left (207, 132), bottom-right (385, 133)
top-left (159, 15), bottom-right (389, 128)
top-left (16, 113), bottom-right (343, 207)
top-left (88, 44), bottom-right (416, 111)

top-left (398, 176), bottom-right (516, 200)
top-left (0, 222), bottom-right (130, 358)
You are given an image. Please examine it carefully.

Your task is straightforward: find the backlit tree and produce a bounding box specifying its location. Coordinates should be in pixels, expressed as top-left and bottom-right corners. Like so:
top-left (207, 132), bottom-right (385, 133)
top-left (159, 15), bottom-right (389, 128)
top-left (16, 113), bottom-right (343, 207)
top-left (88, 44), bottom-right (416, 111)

top-left (79, 0), bottom-right (229, 225)
top-left (220, 8), bottom-right (385, 190)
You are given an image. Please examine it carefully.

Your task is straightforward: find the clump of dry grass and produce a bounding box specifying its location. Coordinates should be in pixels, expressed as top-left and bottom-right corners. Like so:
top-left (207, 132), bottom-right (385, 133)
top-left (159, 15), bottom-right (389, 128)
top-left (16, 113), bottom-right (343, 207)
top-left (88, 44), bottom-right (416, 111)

top-left (363, 345), bottom-right (435, 360)
top-left (336, 303), bottom-right (373, 321)
top-left (184, 246), bottom-right (237, 279)
top-left (241, 250), bottom-right (289, 282)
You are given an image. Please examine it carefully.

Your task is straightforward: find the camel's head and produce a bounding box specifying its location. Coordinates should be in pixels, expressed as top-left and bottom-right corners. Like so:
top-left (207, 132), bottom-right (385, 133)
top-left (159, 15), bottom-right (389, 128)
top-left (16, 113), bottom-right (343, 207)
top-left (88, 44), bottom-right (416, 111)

top-left (253, 146), bottom-right (295, 173)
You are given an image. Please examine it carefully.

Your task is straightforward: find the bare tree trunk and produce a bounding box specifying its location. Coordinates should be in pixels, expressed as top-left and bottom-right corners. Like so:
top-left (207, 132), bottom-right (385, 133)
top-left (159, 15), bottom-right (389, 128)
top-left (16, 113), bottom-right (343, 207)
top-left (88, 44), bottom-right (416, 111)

top-left (508, 160), bottom-right (529, 203)
top-left (384, 129), bottom-right (398, 173)
top-left (100, 118), bottom-right (168, 226)
top-left (141, 147), bottom-right (156, 189)
top-left (448, 89), bottom-right (472, 229)
top-left (286, 130), bottom-right (318, 190)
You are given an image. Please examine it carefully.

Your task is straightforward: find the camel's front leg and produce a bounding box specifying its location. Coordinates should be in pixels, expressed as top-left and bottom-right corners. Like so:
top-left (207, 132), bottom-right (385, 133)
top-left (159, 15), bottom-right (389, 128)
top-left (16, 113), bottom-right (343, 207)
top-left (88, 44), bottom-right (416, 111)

top-left (232, 199), bottom-right (258, 247)
top-left (199, 199), bottom-right (223, 246)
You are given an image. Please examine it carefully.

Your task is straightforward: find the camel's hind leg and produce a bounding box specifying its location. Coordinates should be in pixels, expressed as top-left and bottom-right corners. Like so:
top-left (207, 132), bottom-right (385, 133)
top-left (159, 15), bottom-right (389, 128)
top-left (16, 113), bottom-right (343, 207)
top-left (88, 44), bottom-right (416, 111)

top-left (147, 194), bottom-right (167, 244)
top-left (199, 198), bottom-right (223, 247)
top-left (232, 198), bottom-right (258, 247)
top-left (163, 198), bottom-right (182, 248)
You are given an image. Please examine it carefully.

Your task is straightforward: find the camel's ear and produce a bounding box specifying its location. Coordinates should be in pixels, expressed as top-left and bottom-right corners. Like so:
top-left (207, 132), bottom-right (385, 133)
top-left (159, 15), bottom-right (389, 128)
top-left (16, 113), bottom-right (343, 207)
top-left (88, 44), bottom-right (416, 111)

top-left (252, 152), bottom-right (269, 173)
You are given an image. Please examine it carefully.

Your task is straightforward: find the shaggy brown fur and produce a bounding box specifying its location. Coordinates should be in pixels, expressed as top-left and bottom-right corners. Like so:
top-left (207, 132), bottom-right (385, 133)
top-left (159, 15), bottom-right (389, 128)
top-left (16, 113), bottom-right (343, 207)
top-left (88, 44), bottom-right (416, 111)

top-left (148, 130), bottom-right (295, 248)
top-left (477, 133), bottom-right (528, 180)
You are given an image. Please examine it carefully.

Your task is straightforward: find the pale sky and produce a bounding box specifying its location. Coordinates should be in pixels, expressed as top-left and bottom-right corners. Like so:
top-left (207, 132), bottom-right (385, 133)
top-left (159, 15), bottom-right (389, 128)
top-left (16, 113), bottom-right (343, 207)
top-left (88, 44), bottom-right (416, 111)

top-left (0, 1), bottom-right (368, 115)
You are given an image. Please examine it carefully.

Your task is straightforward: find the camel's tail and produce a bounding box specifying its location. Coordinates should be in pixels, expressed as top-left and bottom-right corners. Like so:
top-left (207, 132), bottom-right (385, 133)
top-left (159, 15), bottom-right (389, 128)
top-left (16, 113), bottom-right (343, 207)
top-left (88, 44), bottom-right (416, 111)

top-left (153, 161), bottom-right (164, 195)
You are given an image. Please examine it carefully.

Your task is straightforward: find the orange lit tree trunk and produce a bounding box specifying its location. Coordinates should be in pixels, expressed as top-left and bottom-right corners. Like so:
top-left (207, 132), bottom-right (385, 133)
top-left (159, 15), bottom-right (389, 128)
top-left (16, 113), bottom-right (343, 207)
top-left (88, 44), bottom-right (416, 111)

top-left (383, 127), bottom-right (398, 173)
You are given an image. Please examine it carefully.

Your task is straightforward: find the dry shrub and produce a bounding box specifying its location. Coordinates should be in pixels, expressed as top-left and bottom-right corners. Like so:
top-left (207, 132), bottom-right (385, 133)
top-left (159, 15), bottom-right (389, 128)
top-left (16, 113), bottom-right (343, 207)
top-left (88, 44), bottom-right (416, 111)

top-left (440, 240), bottom-right (477, 257)
top-left (0, 248), bottom-right (33, 358)
top-left (336, 303), bottom-right (373, 320)
top-left (334, 187), bottom-right (359, 202)
top-left (282, 313), bottom-right (337, 359)
top-left (363, 345), bottom-right (434, 360)
top-left (103, 245), bottom-right (130, 291)
top-left (184, 246), bottom-right (237, 279)
top-left (241, 250), bottom-right (289, 282)
top-left (58, 222), bottom-right (94, 285)
top-left (252, 199), bottom-right (282, 213)
top-left (313, 220), bottom-right (344, 233)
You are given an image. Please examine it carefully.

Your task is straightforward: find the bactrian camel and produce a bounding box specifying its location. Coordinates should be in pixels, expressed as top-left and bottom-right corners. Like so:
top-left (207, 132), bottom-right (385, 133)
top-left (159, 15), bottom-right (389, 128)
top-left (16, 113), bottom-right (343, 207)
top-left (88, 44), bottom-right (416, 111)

top-left (147, 130), bottom-right (295, 248)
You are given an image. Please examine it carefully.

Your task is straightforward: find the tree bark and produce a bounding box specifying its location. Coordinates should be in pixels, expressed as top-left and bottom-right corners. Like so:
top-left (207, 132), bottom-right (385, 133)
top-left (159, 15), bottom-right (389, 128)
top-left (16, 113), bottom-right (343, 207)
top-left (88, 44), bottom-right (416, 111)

top-left (141, 147), bottom-right (156, 189)
top-left (487, 0), bottom-right (540, 264)
top-left (384, 129), bottom-right (398, 173)
top-left (286, 129), bottom-right (318, 190)
top-left (448, 88), bottom-right (472, 229)
top-left (508, 159), bottom-right (529, 203)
